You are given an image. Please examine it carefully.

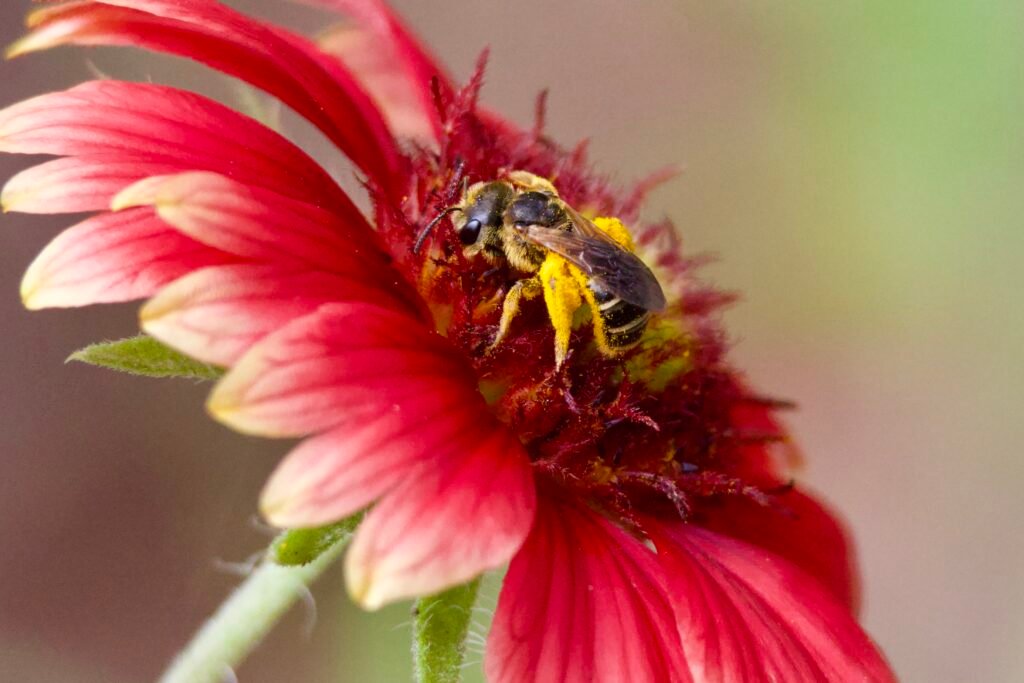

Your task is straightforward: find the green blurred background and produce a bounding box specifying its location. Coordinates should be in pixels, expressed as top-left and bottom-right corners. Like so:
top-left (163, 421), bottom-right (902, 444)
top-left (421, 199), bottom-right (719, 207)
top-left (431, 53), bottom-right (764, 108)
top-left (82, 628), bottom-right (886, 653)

top-left (1, 1), bottom-right (1021, 681)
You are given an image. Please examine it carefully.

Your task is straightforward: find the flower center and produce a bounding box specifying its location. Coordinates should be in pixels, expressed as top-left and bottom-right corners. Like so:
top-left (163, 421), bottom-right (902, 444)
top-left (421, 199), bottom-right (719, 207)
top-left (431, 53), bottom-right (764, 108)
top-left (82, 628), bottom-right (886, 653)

top-left (372, 97), bottom-right (785, 522)
top-left (396, 189), bottom-right (761, 519)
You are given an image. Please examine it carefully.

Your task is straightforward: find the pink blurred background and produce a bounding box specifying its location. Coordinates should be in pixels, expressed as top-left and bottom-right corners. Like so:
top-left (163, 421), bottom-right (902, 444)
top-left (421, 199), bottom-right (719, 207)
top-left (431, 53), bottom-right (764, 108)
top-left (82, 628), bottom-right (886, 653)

top-left (1, 1), bottom-right (1021, 681)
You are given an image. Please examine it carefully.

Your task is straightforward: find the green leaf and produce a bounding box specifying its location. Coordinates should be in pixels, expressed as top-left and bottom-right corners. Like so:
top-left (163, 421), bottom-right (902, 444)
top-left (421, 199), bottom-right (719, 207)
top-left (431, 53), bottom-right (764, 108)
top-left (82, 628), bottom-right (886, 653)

top-left (68, 335), bottom-right (223, 380)
top-left (271, 512), bottom-right (365, 567)
top-left (413, 578), bottom-right (482, 683)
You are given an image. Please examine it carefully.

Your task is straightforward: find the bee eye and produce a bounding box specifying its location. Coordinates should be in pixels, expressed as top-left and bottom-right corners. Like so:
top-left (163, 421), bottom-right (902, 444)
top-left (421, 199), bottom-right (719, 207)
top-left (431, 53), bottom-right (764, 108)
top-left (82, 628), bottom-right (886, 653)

top-left (459, 219), bottom-right (482, 245)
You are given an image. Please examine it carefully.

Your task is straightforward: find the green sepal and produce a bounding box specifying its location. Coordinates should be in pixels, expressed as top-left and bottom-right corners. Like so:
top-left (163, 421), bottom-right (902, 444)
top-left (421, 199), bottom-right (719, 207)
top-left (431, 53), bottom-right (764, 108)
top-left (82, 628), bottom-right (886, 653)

top-left (67, 335), bottom-right (223, 380)
top-left (413, 578), bottom-right (482, 683)
top-left (271, 512), bottom-right (365, 567)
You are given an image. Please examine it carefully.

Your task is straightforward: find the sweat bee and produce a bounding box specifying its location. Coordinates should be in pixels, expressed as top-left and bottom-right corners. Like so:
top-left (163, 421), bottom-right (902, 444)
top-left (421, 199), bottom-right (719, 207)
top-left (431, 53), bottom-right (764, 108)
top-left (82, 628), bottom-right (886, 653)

top-left (415, 171), bottom-right (666, 367)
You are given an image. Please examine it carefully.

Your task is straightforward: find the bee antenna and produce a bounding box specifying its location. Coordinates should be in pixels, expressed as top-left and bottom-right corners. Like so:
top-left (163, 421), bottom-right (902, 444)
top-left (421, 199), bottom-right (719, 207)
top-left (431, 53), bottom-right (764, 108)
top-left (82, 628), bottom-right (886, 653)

top-left (413, 206), bottom-right (463, 254)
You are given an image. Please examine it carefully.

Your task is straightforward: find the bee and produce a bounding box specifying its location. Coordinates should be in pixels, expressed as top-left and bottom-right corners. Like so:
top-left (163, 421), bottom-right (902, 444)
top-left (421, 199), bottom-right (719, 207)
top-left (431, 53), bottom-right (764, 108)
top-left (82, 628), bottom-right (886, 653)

top-left (415, 171), bottom-right (666, 367)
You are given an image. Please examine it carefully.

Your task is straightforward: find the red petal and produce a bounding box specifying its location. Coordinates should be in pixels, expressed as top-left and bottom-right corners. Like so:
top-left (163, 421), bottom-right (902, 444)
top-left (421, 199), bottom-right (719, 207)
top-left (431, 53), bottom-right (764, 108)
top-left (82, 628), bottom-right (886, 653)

top-left (697, 488), bottom-right (861, 612)
top-left (21, 208), bottom-right (230, 309)
top-left (0, 81), bottom-right (350, 213)
top-left (343, 423), bottom-right (535, 609)
top-left (487, 493), bottom-right (690, 683)
top-left (12, 1), bottom-right (403, 192)
top-left (2, 156), bottom-right (179, 214)
top-left (316, 25), bottom-right (436, 143)
top-left (206, 303), bottom-right (474, 438)
top-left (643, 520), bottom-right (895, 683)
top-left (113, 172), bottom-right (386, 274)
top-left (142, 264), bottom-right (411, 367)
top-left (311, 0), bottom-right (454, 141)
top-left (259, 408), bottom-right (460, 528)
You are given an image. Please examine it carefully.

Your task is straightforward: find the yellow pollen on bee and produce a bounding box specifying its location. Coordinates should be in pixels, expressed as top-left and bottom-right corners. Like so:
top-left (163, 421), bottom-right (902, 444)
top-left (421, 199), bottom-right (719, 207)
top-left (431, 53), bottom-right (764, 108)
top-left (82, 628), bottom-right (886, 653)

top-left (538, 254), bottom-right (582, 368)
top-left (568, 263), bottom-right (610, 352)
top-left (571, 216), bottom-right (635, 358)
top-left (489, 214), bottom-right (649, 367)
top-left (591, 216), bottom-right (635, 250)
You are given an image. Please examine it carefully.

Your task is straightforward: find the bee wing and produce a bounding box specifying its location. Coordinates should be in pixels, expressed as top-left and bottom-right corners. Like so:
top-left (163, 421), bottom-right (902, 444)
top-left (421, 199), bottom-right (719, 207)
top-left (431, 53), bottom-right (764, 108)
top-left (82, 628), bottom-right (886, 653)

top-left (516, 204), bottom-right (667, 311)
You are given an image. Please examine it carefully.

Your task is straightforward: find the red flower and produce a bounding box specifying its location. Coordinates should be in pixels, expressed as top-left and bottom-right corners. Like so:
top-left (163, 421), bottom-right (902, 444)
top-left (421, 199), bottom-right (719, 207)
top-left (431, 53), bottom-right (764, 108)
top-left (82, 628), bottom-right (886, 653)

top-left (2, 1), bottom-right (895, 680)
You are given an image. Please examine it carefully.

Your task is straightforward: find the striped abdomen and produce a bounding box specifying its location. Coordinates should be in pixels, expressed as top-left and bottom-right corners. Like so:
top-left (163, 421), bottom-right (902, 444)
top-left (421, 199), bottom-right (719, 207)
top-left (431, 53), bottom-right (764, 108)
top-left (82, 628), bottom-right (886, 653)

top-left (589, 284), bottom-right (650, 350)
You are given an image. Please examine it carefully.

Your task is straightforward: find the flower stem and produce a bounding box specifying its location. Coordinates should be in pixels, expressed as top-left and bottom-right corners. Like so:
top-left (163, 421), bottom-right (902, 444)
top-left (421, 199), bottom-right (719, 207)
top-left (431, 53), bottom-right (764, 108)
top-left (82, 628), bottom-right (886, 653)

top-left (158, 529), bottom-right (352, 683)
top-left (412, 578), bottom-right (482, 683)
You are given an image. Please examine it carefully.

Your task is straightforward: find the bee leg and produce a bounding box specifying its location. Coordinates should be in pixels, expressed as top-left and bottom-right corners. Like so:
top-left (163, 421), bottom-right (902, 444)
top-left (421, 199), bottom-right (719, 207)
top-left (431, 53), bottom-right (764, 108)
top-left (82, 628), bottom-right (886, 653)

top-left (490, 277), bottom-right (542, 351)
top-left (568, 266), bottom-right (615, 355)
top-left (538, 255), bottom-right (584, 369)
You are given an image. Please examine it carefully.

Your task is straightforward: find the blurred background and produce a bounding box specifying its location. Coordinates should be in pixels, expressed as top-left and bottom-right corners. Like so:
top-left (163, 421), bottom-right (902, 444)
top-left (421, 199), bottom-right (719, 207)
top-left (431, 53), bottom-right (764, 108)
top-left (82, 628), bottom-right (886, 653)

top-left (1, 1), bottom-right (1021, 681)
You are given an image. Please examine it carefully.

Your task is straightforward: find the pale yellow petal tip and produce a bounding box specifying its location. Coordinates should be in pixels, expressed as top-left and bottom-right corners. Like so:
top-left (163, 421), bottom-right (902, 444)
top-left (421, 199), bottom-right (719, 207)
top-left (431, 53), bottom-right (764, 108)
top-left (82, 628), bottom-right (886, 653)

top-left (138, 299), bottom-right (168, 325)
top-left (345, 568), bottom-right (386, 612)
top-left (205, 394), bottom-right (287, 438)
top-left (5, 32), bottom-right (51, 60)
top-left (19, 271), bottom-right (45, 310)
top-left (2, 184), bottom-right (34, 213)
top-left (24, 7), bottom-right (55, 30)
top-left (5, 38), bottom-right (32, 60)
top-left (111, 176), bottom-right (177, 212)
top-left (258, 499), bottom-right (286, 525)
top-left (20, 289), bottom-right (43, 311)
top-left (205, 376), bottom-right (302, 437)
top-left (205, 395), bottom-right (240, 423)
top-left (111, 185), bottom-right (154, 212)
top-left (258, 494), bottom-right (298, 530)
top-left (344, 549), bottom-right (408, 612)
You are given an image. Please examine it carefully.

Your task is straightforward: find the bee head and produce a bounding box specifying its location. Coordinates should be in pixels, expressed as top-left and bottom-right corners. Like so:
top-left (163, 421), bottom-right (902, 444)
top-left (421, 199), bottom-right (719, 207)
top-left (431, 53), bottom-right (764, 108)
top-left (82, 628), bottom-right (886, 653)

top-left (457, 217), bottom-right (483, 246)
top-left (453, 181), bottom-right (513, 259)
top-left (453, 212), bottom-right (496, 259)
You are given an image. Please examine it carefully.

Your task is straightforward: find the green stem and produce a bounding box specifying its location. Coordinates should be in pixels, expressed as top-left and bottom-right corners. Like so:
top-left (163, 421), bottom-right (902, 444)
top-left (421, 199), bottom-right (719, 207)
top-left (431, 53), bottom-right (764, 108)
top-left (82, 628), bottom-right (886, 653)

top-left (412, 578), bottom-right (483, 683)
top-left (158, 531), bottom-right (350, 683)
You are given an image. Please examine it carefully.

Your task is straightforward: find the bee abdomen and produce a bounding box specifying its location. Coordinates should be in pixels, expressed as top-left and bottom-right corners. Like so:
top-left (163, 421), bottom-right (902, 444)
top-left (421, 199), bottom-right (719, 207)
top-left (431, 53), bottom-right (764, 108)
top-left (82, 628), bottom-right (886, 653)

top-left (603, 305), bottom-right (649, 347)
top-left (590, 289), bottom-right (650, 349)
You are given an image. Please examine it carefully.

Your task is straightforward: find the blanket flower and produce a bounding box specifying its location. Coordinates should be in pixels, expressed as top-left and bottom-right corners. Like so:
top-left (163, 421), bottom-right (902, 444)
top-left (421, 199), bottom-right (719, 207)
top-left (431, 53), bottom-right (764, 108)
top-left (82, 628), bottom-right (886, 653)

top-left (2, 1), bottom-right (895, 680)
